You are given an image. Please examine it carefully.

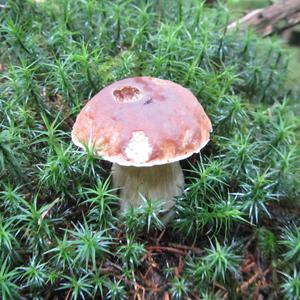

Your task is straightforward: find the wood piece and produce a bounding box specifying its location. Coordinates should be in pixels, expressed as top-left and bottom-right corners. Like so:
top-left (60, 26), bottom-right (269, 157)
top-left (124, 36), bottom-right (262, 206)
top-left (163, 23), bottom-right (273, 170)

top-left (228, 0), bottom-right (300, 37)
top-left (146, 245), bottom-right (187, 256)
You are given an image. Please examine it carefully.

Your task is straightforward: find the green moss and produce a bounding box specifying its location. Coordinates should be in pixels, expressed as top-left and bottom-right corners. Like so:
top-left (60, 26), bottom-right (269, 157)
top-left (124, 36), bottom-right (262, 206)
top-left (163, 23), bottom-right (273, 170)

top-left (0, 0), bottom-right (299, 299)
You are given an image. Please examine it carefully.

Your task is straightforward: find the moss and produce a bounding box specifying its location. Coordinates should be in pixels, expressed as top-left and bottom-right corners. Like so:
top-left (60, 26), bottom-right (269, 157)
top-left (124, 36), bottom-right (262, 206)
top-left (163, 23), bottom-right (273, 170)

top-left (0, 0), bottom-right (299, 299)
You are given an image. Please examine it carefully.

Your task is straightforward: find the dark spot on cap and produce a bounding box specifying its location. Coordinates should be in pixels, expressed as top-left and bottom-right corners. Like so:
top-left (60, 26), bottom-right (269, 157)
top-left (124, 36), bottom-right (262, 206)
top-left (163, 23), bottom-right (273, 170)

top-left (113, 86), bottom-right (141, 103)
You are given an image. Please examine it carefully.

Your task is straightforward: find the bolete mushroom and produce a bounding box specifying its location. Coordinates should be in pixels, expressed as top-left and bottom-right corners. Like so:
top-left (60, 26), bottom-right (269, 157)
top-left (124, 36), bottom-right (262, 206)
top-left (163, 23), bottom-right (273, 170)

top-left (72, 77), bottom-right (212, 212)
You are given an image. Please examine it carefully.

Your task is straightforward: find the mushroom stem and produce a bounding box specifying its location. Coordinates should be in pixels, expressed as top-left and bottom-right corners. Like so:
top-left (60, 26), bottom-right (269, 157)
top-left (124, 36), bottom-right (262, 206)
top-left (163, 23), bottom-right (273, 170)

top-left (112, 162), bottom-right (184, 212)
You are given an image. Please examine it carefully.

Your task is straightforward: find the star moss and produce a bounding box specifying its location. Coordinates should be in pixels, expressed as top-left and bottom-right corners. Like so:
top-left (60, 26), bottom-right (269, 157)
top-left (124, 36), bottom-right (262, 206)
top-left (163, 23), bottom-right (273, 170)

top-left (0, 0), bottom-right (299, 298)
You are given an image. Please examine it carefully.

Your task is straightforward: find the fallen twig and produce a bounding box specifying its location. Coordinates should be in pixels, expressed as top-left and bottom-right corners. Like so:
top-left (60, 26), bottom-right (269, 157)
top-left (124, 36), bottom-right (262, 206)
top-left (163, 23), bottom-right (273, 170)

top-left (168, 242), bottom-right (203, 255)
top-left (146, 245), bottom-right (187, 256)
top-left (237, 268), bottom-right (270, 293)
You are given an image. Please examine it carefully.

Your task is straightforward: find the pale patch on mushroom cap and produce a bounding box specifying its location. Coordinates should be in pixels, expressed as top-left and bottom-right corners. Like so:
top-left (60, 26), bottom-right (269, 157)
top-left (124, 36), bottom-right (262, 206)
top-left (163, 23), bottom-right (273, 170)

top-left (72, 76), bottom-right (212, 167)
top-left (124, 131), bottom-right (152, 164)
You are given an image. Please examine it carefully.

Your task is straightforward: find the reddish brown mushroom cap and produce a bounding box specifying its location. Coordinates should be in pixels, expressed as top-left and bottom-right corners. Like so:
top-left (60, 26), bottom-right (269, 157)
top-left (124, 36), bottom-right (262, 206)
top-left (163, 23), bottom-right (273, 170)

top-left (72, 77), bottom-right (212, 167)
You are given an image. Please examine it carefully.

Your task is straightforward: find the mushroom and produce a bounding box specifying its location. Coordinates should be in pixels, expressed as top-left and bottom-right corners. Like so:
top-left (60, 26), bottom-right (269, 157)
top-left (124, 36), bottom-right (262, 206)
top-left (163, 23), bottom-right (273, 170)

top-left (72, 77), bottom-right (212, 213)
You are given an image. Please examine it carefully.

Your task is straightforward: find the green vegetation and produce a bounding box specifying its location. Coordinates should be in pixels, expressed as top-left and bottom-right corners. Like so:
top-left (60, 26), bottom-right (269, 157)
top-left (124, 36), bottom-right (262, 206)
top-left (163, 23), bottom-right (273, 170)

top-left (0, 0), bottom-right (299, 298)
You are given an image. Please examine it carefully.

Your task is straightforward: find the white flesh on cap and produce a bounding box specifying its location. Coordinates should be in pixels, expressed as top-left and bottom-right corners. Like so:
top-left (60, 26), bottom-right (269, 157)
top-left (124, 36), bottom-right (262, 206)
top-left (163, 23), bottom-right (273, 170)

top-left (111, 162), bottom-right (184, 212)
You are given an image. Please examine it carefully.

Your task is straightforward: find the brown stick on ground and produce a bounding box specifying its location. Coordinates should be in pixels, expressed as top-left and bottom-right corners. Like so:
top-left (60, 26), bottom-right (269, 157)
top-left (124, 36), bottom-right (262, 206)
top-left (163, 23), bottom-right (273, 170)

top-left (146, 245), bottom-right (187, 256)
top-left (228, 0), bottom-right (300, 37)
